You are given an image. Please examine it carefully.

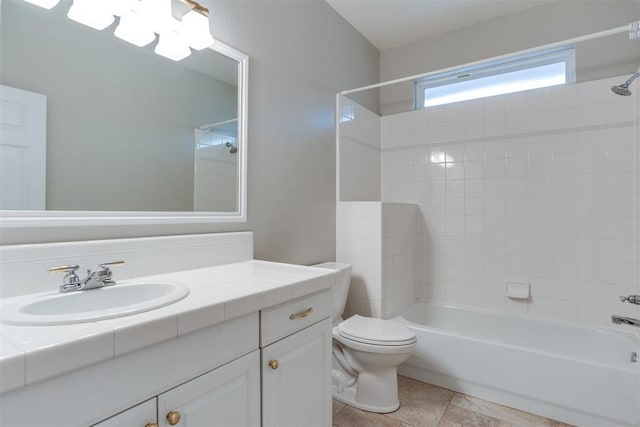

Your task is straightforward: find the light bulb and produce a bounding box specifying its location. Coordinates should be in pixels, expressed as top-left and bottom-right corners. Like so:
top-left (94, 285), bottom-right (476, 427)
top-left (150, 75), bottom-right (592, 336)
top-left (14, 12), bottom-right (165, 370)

top-left (181, 10), bottom-right (213, 50)
top-left (68, 0), bottom-right (115, 31)
top-left (22, 0), bottom-right (60, 9)
top-left (139, 0), bottom-right (174, 34)
top-left (111, 0), bottom-right (137, 17)
top-left (114, 10), bottom-right (156, 47)
top-left (155, 28), bottom-right (191, 61)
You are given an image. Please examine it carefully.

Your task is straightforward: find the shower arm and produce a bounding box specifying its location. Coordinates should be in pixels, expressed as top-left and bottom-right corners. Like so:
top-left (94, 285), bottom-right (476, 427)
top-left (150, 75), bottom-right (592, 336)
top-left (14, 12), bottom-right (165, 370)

top-left (623, 72), bottom-right (640, 86)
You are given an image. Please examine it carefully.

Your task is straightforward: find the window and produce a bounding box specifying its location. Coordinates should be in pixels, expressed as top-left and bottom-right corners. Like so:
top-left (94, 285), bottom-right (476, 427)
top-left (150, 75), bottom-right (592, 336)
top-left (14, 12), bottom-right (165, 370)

top-left (414, 46), bottom-right (575, 109)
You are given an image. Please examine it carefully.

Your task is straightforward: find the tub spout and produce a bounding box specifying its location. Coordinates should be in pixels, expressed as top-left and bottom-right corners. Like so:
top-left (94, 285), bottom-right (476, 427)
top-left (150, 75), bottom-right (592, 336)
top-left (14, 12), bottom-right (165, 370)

top-left (611, 315), bottom-right (640, 327)
top-left (619, 295), bottom-right (640, 305)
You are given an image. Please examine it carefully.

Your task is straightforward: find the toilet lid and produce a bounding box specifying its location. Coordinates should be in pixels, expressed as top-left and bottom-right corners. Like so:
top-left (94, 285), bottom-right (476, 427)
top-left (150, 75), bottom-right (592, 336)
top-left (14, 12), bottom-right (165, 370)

top-left (338, 315), bottom-right (416, 346)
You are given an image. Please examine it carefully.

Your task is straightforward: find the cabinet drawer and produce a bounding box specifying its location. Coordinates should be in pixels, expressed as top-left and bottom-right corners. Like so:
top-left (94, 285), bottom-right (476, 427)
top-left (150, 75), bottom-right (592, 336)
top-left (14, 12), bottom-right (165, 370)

top-left (92, 398), bottom-right (156, 427)
top-left (261, 290), bottom-right (330, 346)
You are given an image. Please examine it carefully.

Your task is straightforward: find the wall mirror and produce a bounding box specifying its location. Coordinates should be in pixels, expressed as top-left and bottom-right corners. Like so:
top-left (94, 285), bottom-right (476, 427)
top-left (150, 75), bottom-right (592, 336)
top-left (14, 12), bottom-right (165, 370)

top-left (0, 0), bottom-right (248, 227)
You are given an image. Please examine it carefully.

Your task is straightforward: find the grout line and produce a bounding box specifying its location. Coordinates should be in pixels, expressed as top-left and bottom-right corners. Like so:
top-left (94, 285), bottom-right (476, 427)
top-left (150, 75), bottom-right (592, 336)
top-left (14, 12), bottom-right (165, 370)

top-left (341, 135), bottom-right (382, 152)
top-left (437, 395), bottom-right (455, 426)
top-left (380, 120), bottom-right (634, 152)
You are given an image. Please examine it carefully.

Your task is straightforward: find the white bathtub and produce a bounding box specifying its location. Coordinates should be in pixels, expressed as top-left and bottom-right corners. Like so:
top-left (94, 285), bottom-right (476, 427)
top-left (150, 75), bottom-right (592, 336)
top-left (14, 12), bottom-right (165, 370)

top-left (393, 302), bottom-right (640, 426)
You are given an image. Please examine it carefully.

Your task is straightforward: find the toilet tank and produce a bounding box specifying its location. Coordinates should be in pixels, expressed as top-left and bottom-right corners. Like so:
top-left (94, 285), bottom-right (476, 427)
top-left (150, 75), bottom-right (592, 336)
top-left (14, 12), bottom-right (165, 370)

top-left (312, 262), bottom-right (351, 322)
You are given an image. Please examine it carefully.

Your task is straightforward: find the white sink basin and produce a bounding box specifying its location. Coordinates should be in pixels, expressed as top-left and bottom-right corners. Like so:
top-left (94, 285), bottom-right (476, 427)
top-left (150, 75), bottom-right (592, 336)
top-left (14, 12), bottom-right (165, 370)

top-left (1, 281), bottom-right (190, 326)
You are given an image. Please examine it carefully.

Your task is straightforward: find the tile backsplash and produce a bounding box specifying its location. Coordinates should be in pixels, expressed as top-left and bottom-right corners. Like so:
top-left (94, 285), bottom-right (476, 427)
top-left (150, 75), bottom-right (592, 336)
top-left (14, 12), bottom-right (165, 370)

top-left (0, 232), bottom-right (253, 298)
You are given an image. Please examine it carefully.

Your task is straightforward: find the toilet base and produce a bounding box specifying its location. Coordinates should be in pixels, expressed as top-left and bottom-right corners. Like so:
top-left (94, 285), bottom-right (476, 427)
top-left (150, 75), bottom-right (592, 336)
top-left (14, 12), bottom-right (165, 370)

top-left (332, 365), bottom-right (402, 413)
top-left (332, 383), bottom-right (400, 413)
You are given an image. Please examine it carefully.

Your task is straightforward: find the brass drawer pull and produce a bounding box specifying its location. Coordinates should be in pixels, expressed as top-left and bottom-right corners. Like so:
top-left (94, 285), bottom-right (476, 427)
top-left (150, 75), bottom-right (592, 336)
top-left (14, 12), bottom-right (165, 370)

top-left (289, 307), bottom-right (313, 320)
top-left (268, 359), bottom-right (279, 370)
top-left (145, 424), bottom-right (159, 427)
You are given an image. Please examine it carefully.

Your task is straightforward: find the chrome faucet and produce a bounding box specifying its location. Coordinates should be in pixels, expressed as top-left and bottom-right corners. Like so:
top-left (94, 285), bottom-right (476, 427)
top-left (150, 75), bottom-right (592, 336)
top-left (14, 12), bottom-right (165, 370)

top-left (611, 315), bottom-right (640, 327)
top-left (619, 295), bottom-right (640, 305)
top-left (49, 261), bottom-right (125, 293)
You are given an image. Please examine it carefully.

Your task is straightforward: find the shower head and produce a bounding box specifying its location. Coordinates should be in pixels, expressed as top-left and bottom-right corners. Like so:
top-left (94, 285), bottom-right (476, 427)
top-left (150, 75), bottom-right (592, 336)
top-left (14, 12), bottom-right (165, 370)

top-left (225, 142), bottom-right (238, 154)
top-left (611, 72), bottom-right (640, 96)
top-left (611, 83), bottom-right (632, 96)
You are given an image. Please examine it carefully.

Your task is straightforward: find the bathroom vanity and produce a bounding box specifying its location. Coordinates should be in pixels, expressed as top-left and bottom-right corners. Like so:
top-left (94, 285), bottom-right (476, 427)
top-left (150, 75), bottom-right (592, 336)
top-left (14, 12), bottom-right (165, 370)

top-left (0, 257), bottom-right (334, 427)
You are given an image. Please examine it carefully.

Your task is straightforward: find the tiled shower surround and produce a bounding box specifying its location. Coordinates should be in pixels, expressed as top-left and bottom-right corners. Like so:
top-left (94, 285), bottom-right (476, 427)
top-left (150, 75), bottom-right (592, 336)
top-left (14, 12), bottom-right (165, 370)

top-left (338, 100), bottom-right (381, 201)
top-left (340, 75), bottom-right (640, 326)
top-left (337, 202), bottom-right (417, 319)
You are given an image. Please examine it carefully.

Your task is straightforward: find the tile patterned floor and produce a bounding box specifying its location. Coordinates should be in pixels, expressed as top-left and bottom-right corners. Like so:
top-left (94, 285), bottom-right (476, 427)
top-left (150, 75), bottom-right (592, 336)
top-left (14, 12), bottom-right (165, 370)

top-left (332, 376), bottom-right (572, 427)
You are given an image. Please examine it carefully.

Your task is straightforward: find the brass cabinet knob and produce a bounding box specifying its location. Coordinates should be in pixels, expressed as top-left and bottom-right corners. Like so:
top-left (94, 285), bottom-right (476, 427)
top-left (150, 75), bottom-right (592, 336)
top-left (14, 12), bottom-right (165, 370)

top-left (166, 411), bottom-right (181, 425)
top-left (268, 359), bottom-right (279, 370)
top-left (145, 424), bottom-right (159, 427)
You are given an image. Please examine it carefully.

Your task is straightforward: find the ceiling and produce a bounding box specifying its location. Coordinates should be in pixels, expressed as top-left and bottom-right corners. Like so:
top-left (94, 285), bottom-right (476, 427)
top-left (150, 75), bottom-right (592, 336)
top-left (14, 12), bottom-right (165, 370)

top-left (326, 0), bottom-right (555, 51)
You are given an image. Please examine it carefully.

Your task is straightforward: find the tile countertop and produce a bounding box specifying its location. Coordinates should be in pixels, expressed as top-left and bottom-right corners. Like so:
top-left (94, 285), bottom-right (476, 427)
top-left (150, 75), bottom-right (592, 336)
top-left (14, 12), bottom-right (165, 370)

top-left (0, 260), bottom-right (336, 394)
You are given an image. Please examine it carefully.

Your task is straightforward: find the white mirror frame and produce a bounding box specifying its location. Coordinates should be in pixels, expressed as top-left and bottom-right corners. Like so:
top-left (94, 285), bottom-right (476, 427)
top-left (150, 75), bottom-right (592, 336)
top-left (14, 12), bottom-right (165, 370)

top-left (0, 39), bottom-right (248, 228)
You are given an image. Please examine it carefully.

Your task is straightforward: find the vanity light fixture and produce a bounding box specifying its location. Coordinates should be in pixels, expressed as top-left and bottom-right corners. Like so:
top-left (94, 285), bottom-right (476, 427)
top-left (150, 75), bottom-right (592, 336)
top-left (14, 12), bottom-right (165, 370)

top-left (22, 0), bottom-right (60, 9)
top-left (114, 8), bottom-right (156, 47)
top-left (20, 0), bottom-right (215, 62)
top-left (142, 0), bottom-right (193, 61)
top-left (139, 0), bottom-right (175, 34)
top-left (67, 0), bottom-right (115, 31)
top-left (155, 26), bottom-right (192, 62)
top-left (180, 0), bottom-right (214, 50)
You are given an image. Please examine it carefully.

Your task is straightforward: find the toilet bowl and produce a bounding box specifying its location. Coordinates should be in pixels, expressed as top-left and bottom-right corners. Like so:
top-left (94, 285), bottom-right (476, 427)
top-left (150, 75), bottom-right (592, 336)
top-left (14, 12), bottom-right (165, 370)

top-left (312, 262), bottom-right (416, 413)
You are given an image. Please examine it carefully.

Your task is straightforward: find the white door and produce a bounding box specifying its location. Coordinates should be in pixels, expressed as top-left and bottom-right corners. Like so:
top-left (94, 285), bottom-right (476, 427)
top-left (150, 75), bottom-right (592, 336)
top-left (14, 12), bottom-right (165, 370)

top-left (157, 350), bottom-right (260, 427)
top-left (0, 84), bottom-right (46, 210)
top-left (262, 319), bottom-right (332, 427)
top-left (92, 398), bottom-right (157, 427)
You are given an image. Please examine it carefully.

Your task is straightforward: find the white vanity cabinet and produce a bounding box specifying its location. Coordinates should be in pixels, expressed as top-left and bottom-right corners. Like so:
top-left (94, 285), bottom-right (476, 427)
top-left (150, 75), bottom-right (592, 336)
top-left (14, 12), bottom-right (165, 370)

top-left (0, 286), bottom-right (334, 427)
top-left (262, 319), bottom-right (332, 427)
top-left (260, 290), bottom-right (332, 427)
top-left (92, 289), bottom-right (333, 427)
top-left (0, 313), bottom-right (259, 427)
top-left (157, 350), bottom-right (260, 427)
top-left (93, 351), bottom-right (260, 427)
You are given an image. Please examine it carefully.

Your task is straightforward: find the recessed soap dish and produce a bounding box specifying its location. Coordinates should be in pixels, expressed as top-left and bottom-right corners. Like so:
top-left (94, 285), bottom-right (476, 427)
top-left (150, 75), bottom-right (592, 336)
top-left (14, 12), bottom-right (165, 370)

top-left (505, 281), bottom-right (530, 299)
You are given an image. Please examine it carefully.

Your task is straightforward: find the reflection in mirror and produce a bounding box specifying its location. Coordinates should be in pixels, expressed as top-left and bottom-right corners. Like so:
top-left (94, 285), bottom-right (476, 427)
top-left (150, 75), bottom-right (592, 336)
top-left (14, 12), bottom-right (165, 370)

top-left (0, 0), bottom-right (247, 224)
top-left (195, 119), bottom-right (238, 212)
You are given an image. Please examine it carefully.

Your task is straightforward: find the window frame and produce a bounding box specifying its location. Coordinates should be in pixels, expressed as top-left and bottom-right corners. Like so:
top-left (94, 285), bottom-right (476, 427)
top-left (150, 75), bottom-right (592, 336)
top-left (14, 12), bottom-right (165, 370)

top-left (414, 45), bottom-right (576, 110)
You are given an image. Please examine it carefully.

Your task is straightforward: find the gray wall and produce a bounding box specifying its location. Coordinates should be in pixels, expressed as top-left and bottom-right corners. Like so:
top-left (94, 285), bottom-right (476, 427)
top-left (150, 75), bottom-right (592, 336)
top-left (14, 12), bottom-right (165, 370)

top-left (0, 0), bottom-right (380, 266)
top-left (380, 0), bottom-right (640, 115)
top-left (1, 0), bottom-right (238, 212)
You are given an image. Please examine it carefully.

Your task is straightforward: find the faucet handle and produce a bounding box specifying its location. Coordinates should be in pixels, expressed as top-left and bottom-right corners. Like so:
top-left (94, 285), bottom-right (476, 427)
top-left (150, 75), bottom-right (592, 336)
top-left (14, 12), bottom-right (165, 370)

top-left (96, 261), bottom-right (124, 286)
top-left (50, 265), bottom-right (81, 292)
top-left (49, 264), bottom-right (80, 274)
top-left (99, 260), bottom-right (125, 269)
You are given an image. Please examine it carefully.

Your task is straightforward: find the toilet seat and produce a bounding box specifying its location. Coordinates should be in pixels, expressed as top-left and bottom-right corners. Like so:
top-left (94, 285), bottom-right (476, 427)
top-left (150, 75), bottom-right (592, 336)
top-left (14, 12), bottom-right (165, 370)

top-left (337, 315), bottom-right (416, 346)
top-left (333, 327), bottom-right (416, 355)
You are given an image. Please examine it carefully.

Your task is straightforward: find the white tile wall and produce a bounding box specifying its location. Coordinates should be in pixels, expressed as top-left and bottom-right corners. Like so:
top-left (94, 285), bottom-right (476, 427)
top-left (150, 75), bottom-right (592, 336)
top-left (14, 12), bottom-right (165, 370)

top-left (373, 75), bottom-right (639, 326)
top-left (0, 232), bottom-right (254, 298)
top-left (339, 96), bottom-right (381, 201)
top-left (337, 202), bottom-right (417, 319)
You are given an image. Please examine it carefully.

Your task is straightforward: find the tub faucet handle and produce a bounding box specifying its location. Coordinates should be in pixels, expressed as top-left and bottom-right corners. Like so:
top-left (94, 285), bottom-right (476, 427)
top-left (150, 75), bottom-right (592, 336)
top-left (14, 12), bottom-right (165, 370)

top-left (619, 295), bottom-right (640, 305)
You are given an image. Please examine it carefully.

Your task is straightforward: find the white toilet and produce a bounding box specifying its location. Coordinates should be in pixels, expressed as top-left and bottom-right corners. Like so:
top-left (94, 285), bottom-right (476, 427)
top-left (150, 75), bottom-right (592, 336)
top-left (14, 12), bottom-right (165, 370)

top-left (313, 262), bottom-right (416, 413)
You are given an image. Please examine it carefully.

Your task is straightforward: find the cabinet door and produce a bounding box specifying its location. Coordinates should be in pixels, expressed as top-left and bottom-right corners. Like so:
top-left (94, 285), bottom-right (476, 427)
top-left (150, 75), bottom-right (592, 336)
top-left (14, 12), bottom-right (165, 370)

top-left (92, 398), bottom-right (157, 427)
top-left (262, 318), bottom-right (331, 427)
top-left (157, 350), bottom-right (260, 427)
